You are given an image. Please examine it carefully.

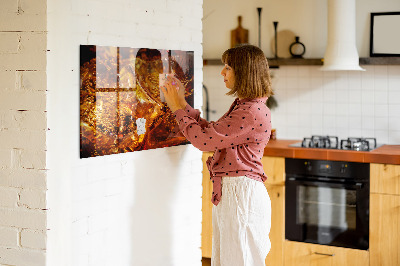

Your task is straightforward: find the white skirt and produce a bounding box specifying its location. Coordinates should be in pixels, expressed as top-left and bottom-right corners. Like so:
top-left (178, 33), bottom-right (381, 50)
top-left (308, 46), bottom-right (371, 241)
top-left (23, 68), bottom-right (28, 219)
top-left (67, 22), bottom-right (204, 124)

top-left (212, 176), bottom-right (271, 266)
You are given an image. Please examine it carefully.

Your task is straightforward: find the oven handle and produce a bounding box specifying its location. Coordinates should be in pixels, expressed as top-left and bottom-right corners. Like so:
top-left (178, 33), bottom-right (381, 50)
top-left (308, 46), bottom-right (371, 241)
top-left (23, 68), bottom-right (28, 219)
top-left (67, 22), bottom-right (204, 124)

top-left (286, 177), bottom-right (364, 189)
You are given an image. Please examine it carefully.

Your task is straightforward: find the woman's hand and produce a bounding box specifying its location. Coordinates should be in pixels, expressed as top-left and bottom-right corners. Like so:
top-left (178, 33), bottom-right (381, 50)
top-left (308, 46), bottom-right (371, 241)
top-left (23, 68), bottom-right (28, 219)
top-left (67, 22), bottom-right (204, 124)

top-left (161, 75), bottom-right (187, 113)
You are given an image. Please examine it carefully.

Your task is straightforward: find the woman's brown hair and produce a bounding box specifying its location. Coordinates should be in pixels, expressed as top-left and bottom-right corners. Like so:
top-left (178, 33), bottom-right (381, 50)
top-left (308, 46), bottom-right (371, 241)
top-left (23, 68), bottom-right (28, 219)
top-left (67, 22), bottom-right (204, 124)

top-left (221, 44), bottom-right (273, 99)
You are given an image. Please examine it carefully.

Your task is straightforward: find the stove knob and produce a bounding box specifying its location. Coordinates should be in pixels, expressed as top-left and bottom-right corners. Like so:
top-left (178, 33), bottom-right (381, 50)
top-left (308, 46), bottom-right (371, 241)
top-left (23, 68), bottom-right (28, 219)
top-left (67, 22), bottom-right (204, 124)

top-left (305, 162), bottom-right (312, 171)
top-left (340, 164), bottom-right (347, 174)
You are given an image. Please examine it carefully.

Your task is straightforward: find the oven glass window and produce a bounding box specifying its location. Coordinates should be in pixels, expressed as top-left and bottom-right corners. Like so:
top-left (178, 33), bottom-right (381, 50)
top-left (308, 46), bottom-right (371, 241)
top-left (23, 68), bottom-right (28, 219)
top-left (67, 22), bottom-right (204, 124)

top-left (297, 186), bottom-right (356, 230)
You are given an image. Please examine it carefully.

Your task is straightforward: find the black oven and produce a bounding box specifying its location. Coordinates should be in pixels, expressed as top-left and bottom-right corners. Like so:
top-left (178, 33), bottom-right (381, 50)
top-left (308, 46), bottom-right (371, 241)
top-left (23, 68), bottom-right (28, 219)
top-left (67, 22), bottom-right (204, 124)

top-left (285, 158), bottom-right (369, 250)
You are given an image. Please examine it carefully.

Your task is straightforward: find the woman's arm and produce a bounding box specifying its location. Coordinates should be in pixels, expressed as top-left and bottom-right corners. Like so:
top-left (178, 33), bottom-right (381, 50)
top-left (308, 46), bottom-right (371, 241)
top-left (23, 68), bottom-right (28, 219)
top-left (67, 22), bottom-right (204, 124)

top-left (174, 106), bottom-right (257, 152)
top-left (161, 75), bottom-right (211, 128)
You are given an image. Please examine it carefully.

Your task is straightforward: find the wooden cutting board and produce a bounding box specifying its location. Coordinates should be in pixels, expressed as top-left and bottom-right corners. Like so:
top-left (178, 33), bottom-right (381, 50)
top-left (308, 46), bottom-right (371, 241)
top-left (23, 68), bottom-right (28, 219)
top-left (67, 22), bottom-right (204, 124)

top-left (231, 16), bottom-right (249, 48)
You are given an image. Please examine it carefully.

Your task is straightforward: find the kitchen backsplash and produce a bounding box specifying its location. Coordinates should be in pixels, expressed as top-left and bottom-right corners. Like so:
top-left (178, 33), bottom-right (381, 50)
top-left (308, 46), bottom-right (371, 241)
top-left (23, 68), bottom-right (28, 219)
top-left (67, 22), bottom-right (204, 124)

top-left (203, 65), bottom-right (400, 144)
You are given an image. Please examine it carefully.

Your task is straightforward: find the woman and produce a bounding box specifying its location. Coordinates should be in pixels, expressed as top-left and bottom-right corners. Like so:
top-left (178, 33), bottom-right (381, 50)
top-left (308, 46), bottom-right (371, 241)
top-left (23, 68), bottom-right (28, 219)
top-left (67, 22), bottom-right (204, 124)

top-left (161, 44), bottom-right (273, 266)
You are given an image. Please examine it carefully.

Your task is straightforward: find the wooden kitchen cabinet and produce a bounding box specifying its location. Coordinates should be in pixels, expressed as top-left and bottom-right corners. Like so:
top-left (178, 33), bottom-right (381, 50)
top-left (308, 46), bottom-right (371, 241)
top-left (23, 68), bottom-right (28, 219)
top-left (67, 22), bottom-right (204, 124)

top-left (284, 241), bottom-right (369, 266)
top-left (201, 152), bottom-right (213, 258)
top-left (201, 154), bottom-right (286, 265)
top-left (264, 184), bottom-right (285, 266)
top-left (261, 156), bottom-right (285, 266)
top-left (370, 163), bottom-right (400, 195)
top-left (370, 163), bottom-right (400, 266)
top-left (261, 156), bottom-right (285, 185)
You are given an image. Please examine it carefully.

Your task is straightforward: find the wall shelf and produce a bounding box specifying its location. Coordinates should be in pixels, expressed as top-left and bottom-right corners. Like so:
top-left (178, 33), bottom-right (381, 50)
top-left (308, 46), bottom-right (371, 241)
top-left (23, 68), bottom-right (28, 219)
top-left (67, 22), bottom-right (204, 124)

top-left (359, 57), bottom-right (400, 65)
top-left (203, 58), bottom-right (323, 67)
top-left (203, 57), bottom-right (400, 67)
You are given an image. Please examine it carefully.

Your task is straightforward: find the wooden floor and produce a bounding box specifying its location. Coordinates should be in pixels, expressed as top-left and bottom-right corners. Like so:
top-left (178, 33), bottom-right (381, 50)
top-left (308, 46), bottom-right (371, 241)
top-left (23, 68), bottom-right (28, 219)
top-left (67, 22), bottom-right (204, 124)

top-left (202, 257), bottom-right (211, 266)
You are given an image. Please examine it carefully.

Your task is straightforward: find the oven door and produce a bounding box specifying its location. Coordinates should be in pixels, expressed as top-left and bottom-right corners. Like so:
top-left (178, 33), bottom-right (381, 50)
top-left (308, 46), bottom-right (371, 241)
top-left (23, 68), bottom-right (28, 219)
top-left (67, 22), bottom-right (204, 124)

top-left (285, 177), bottom-right (369, 250)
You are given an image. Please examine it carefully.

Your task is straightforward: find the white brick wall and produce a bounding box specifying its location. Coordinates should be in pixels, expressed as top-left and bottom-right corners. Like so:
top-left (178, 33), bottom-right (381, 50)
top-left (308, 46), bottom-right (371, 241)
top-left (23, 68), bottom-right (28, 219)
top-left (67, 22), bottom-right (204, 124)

top-left (0, 0), bottom-right (48, 265)
top-left (46, 0), bottom-right (203, 266)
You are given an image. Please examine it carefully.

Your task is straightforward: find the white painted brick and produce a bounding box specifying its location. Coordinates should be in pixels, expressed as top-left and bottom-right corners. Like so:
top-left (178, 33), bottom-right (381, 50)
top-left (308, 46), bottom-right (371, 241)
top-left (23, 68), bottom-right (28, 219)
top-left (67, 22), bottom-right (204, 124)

top-left (135, 24), bottom-right (169, 41)
top-left (0, 227), bottom-right (19, 247)
top-left (20, 229), bottom-right (46, 250)
top-left (104, 178), bottom-right (123, 196)
top-left (0, 0), bottom-right (18, 13)
top-left (0, 13), bottom-right (46, 32)
top-left (0, 33), bottom-right (46, 71)
top-left (11, 148), bottom-right (22, 169)
top-left (152, 11), bottom-right (180, 27)
top-left (0, 208), bottom-right (46, 230)
top-left (0, 90), bottom-right (46, 111)
top-left (20, 149), bottom-right (46, 170)
top-left (0, 129), bottom-right (46, 150)
top-left (1, 110), bottom-right (47, 130)
top-left (0, 247), bottom-right (45, 266)
top-left (166, 0), bottom-right (192, 15)
top-left (0, 149), bottom-right (11, 169)
top-left (0, 32), bottom-right (20, 54)
top-left (0, 169), bottom-right (47, 189)
top-left (16, 70), bottom-right (47, 91)
top-left (0, 187), bottom-right (19, 208)
top-left (88, 212), bottom-right (109, 233)
top-left (190, 160), bottom-right (203, 174)
top-left (71, 166), bottom-right (88, 187)
top-left (19, 0), bottom-right (47, 15)
top-left (72, 218), bottom-right (88, 237)
top-left (180, 15), bottom-right (201, 30)
top-left (189, 3), bottom-right (203, 19)
top-left (19, 189), bottom-right (46, 209)
top-left (0, 71), bottom-right (16, 90)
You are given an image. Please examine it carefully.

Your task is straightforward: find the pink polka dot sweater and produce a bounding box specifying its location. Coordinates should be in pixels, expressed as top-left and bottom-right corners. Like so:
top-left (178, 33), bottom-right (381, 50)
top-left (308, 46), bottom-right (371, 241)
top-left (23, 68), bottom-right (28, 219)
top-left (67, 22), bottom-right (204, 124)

top-left (173, 97), bottom-right (271, 206)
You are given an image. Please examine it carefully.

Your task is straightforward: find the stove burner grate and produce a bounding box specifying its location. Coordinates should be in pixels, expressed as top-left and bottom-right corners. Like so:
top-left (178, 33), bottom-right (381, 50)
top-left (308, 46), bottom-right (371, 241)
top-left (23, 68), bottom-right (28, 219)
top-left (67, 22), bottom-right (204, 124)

top-left (301, 135), bottom-right (339, 149)
top-left (340, 137), bottom-right (377, 151)
top-left (298, 136), bottom-right (378, 151)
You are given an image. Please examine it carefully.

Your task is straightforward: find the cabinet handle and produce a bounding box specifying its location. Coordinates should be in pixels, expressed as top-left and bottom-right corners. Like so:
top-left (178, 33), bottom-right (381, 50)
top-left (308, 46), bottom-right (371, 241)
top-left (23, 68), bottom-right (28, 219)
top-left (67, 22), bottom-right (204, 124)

top-left (314, 252), bottom-right (335, 257)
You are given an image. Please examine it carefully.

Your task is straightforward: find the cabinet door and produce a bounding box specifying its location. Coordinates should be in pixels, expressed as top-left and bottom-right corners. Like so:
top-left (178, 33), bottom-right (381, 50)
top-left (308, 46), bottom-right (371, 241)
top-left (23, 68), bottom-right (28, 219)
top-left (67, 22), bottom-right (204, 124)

top-left (370, 163), bottom-right (400, 195)
top-left (261, 156), bottom-right (285, 185)
top-left (201, 152), bottom-right (213, 258)
top-left (370, 193), bottom-right (400, 266)
top-left (264, 184), bottom-right (284, 266)
top-left (284, 241), bottom-right (369, 266)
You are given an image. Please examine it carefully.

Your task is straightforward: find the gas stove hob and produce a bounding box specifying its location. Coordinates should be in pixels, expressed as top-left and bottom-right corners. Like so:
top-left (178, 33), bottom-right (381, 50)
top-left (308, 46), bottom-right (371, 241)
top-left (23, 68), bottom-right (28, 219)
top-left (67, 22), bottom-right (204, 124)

top-left (289, 136), bottom-right (382, 151)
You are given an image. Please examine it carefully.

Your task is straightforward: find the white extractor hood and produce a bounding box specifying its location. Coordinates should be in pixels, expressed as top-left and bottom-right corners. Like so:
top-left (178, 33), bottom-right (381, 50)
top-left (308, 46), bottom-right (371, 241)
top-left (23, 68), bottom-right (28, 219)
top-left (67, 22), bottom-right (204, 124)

top-left (320, 0), bottom-right (365, 71)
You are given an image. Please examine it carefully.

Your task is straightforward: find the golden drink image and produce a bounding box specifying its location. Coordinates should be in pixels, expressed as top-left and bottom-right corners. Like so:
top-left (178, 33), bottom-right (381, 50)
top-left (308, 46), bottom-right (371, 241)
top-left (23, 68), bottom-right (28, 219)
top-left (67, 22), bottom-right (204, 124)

top-left (80, 45), bottom-right (194, 158)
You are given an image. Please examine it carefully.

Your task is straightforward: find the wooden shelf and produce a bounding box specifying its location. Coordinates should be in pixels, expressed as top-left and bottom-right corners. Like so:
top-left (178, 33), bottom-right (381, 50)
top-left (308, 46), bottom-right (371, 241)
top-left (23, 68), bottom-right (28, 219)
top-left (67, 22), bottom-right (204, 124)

top-left (203, 58), bottom-right (323, 67)
top-left (359, 57), bottom-right (400, 65)
top-left (268, 58), bottom-right (322, 67)
top-left (203, 57), bottom-right (400, 67)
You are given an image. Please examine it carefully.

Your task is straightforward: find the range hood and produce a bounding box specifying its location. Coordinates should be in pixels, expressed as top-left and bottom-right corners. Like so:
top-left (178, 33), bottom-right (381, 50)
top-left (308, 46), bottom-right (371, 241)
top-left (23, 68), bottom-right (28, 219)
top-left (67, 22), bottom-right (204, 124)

top-left (320, 0), bottom-right (365, 71)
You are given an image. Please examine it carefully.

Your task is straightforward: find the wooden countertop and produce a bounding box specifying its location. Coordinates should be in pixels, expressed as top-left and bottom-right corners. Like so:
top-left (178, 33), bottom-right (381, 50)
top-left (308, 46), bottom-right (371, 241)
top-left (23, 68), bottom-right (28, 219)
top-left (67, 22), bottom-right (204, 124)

top-left (263, 139), bottom-right (400, 165)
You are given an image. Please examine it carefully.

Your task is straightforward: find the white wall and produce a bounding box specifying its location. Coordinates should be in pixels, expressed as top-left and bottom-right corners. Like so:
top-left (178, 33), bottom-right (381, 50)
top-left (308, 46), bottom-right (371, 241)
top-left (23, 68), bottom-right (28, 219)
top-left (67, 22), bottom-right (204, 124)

top-left (203, 0), bottom-right (400, 58)
top-left (203, 0), bottom-right (400, 145)
top-left (46, 0), bottom-right (203, 266)
top-left (271, 65), bottom-right (400, 144)
top-left (0, 0), bottom-right (48, 265)
top-left (204, 65), bottom-right (400, 144)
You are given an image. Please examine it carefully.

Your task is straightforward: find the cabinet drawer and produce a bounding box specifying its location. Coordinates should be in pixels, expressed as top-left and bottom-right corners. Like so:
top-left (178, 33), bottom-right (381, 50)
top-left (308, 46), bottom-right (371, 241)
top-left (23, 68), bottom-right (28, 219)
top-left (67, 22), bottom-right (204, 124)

top-left (284, 241), bottom-right (369, 266)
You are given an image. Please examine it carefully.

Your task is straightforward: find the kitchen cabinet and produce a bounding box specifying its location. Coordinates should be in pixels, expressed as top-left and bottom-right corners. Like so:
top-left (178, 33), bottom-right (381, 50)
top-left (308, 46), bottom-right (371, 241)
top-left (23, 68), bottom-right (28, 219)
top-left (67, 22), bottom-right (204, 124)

top-left (261, 156), bottom-right (285, 266)
top-left (284, 241), bottom-right (369, 266)
top-left (201, 154), bottom-right (286, 266)
top-left (370, 163), bottom-right (400, 195)
top-left (201, 152), bottom-right (213, 258)
top-left (370, 163), bottom-right (400, 266)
